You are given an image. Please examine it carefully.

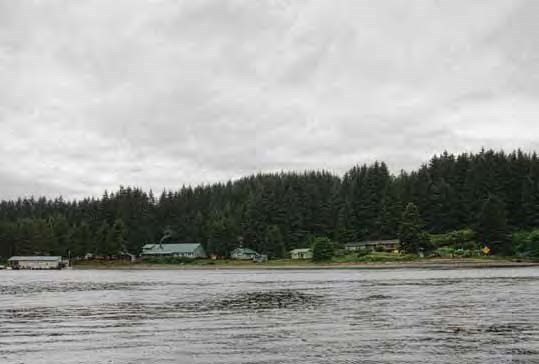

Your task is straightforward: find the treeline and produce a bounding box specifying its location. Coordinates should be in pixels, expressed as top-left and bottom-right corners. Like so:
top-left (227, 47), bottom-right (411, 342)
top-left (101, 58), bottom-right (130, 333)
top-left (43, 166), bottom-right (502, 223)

top-left (0, 149), bottom-right (538, 258)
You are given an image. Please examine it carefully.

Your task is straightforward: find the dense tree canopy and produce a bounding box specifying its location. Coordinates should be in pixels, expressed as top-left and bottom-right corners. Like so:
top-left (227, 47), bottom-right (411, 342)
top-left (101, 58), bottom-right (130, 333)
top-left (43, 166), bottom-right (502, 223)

top-left (0, 149), bottom-right (538, 258)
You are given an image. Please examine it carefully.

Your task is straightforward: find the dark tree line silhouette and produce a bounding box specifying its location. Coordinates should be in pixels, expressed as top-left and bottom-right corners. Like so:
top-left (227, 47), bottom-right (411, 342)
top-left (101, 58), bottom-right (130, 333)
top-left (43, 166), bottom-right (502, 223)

top-left (0, 149), bottom-right (538, 258)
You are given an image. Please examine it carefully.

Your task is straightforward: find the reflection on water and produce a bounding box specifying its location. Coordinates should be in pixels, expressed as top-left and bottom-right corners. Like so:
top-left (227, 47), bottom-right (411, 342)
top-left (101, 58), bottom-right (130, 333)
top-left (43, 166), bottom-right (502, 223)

top-left (0, 268), bottom-right (538, 363)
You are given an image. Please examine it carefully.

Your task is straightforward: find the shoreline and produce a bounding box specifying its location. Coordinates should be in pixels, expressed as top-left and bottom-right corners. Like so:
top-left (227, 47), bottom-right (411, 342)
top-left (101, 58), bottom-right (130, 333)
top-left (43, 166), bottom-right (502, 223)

top-left (72, 258), bottom-right (539, 271)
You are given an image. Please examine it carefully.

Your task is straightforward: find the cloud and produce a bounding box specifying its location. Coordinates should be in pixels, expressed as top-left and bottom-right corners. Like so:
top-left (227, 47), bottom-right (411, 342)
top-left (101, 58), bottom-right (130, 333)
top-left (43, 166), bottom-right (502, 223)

top-left (0, 0), bottom-right (538, 199)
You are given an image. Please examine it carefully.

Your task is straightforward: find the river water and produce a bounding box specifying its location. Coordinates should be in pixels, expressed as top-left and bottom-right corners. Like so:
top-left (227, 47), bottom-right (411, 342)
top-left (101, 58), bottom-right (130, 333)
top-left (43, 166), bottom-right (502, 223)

top-left (0, 267), bottom-right (538, 364)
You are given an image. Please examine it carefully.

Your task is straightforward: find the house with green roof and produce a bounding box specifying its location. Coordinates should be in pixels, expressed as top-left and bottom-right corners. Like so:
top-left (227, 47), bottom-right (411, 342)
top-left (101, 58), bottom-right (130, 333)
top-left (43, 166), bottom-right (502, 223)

top-left (230, 247), bottom-right (259, 260)
top-left (141, 243), bottom-right (206, 258)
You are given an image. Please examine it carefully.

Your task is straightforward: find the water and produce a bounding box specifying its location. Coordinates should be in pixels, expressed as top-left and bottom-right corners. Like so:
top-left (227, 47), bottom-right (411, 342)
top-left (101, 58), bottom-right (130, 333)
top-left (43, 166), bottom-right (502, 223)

top-left (0, 267), bottom-right (538, 364)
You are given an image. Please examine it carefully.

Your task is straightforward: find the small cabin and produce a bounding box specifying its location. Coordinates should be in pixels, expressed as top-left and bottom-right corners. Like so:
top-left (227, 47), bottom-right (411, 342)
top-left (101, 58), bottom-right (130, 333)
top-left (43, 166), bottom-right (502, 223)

top-left (290, 248), bottom-right (313, 260)
top-left (230, 247), bottom-right (259, 260)
top-left (8, 256), bottom-right (64, 270)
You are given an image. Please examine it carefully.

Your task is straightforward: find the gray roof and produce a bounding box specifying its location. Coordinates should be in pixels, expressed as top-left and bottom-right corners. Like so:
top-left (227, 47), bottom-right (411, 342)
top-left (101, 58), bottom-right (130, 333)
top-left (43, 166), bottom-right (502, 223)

top-left (8, 256), bottom-right (62, 262)
top-left (142, 243), bottom-right (202, 255)
top-left (231, 247), bottom-right (258, 255)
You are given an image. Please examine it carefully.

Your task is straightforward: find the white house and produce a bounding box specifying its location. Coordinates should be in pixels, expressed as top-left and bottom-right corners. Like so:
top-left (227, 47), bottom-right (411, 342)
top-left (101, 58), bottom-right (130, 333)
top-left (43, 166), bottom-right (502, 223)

top-left (290, 248), bottom-right (313, 260)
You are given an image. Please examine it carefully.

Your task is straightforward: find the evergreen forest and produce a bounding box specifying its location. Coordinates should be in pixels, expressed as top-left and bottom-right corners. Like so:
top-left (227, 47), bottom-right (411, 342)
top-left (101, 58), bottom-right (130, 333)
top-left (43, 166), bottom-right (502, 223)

top-left (1, 149), bottom-right (539, 259)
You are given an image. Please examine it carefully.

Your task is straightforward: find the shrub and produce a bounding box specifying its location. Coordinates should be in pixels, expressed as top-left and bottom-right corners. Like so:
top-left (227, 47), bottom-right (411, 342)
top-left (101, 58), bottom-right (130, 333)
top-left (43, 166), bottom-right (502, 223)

top-left (436, 246), bottom-right (455, 257)
top-left (513, 229), bottom-right (539, 257)
top-left (356, 249), bottom-right (370, 258)
top-left (312, 237), bottom-right (335, 262)
top-left (462, 241), bottom-right (479, 250)
top-left (454, 248), bottom-right (465, 256)
top-left (430, 229), bottom-right (476, 248)
top-left (334, 248), bottom-right (347, 257)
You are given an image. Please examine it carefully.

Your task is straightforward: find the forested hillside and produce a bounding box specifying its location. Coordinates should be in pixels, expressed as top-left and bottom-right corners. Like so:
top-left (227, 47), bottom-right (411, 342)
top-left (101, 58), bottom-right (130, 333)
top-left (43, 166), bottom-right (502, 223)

top-left (1, 149), bottom-right (538, 258)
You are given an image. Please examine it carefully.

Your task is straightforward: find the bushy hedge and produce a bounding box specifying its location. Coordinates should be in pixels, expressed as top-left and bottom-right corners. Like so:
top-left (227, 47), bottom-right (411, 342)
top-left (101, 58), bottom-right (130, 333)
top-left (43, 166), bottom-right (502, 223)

top-left (429, 229), bottom-right (476, 248)
top-left (312, 237), bottom-right (335, 262)
top-left (513, 230), bottom-right (539, 257)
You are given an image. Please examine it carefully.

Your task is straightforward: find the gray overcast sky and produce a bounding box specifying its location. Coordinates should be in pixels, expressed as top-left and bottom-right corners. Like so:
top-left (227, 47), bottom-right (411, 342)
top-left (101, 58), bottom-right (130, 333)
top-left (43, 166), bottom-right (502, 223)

top-left (1, 0), bottom-right (539, 200)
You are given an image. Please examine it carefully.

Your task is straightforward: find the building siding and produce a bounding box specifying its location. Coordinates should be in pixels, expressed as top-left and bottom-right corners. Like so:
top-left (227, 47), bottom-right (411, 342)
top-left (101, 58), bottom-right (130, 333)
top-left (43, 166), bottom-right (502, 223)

top-left (8, 256), bottom-right (63, 269)
top-left (141, 243), bottom-right (206, 258)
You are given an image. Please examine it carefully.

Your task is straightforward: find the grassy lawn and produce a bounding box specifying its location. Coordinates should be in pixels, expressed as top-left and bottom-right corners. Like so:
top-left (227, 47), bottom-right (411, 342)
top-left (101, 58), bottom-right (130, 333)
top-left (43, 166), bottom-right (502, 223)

top-left (332, 252), bottom-right (419, 263)
top-left (74, 253), bottom-right (419, 267)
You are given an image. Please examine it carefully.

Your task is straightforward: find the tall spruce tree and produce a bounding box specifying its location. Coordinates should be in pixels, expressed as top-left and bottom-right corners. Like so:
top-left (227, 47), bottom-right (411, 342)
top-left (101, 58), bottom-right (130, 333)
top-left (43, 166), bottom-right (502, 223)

top-left (312, 237), bottom-right (334, 262)
top-left (263, 225), bottom-right (286, 258)
top-left (110, 219), bottom-right (127, 255)
top-left (398, 203), bottom-right (429, 254)
top-left (95, 221), bottom-right (111, 256)
top-left (71, 222), bottom-right (92, 257)
top-left (476, 195), bottom-right (512, 255)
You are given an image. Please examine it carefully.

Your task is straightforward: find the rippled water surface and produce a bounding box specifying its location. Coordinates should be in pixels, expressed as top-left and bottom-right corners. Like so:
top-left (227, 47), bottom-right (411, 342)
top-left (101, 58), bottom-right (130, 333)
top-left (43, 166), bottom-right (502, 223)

top-left (1, 267), bottom-right (538, 363)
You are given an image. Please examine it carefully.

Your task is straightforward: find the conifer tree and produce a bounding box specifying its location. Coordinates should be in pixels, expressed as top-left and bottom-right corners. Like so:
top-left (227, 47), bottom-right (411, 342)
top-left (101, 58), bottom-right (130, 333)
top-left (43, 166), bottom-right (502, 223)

top-left (477, 195), bottom-right (512, 255)
top-left (334, 202), bottom-right (356, 243)
top-left (110, 219), bottom-right (127, 255)
top-left (312, 237), bottom-right (334, 262)
top-left (377, 182), bottom-right (402, 239)
top-left (263, 225), bottom-right (286, 258)
top-left (398, 203), bottom-right (430, 254)
top-left (71, 222), bottom-right (92, 257)
top-left (95, 221), bottom-right (111, 256)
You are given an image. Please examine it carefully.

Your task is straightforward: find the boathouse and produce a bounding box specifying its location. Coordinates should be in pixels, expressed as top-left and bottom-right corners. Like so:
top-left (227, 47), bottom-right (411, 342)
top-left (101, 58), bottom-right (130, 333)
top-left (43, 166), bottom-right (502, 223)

top-left (8, 256), bottom-right (64, 270)
top-left (141, 243), bottom-right (207, 258)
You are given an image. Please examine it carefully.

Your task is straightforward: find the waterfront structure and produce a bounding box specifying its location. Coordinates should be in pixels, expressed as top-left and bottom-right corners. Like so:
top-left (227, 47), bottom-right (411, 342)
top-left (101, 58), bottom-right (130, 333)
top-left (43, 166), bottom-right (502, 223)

top-left (290, 248), bottom-right (313, 259)
top-left (345, 240), bottom-right (400, 252)
top-left (141, 243), bottom-right (206, 258)
top-left (230, 247), bottom-right (259, 260)
top-left (8, 256), bottom-right (64, 270)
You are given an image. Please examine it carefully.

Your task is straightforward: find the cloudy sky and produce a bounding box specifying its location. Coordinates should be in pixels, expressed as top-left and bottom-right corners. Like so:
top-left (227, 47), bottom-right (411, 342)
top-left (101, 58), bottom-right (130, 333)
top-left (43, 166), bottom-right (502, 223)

top-left (1, 0), bottom-right (539, 200)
